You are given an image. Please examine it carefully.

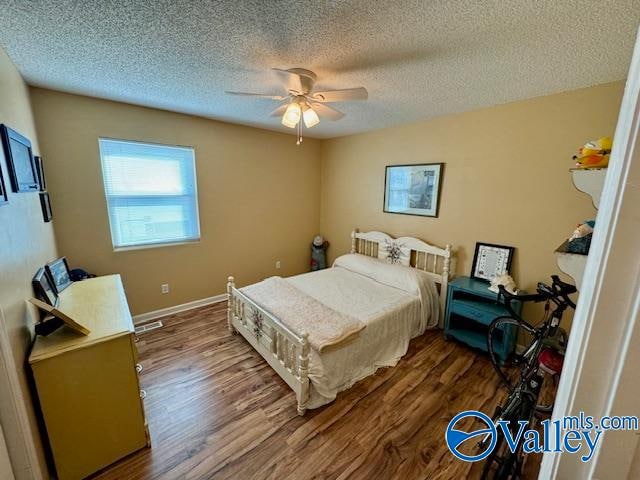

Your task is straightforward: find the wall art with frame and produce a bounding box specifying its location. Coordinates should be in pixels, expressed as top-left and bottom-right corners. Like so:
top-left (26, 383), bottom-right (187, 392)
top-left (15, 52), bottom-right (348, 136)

top-left (383, 163), bottom-right (444, 217)
top-left (0, 124), bottom-right (38, 193)
top-left (0, 160), bottom-right (7, 204)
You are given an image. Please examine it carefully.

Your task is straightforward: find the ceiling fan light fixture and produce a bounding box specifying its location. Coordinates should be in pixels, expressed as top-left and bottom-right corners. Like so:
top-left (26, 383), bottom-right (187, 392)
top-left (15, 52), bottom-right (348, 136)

top-left (302, 106), bottom-right (320, 128)
top-left (282, 102), bottom-right (301, 128)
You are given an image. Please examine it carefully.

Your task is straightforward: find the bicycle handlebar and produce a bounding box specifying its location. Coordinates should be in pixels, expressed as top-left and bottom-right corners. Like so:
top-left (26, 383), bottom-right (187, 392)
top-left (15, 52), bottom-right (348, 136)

top-left (498, 286), bottom-right (549, 303)
top-left (497, 275), bottom-right (577, 312)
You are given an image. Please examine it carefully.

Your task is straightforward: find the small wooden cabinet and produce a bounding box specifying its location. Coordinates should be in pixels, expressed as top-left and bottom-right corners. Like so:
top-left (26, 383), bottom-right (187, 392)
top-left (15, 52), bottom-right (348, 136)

top-left (29, 275), bottom-right (149, 480)
top-left (444, 276), bottom-right (523, 363)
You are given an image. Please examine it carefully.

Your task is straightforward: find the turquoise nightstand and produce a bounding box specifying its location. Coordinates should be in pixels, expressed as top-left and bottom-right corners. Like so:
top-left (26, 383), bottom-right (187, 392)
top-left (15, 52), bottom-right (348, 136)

top-left (444, 276), bottom-right (523, 363)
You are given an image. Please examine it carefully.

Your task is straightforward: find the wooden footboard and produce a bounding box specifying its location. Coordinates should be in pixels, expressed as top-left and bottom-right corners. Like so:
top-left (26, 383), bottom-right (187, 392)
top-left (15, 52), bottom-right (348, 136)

top-left (226, 276), bottom-right (310, 415)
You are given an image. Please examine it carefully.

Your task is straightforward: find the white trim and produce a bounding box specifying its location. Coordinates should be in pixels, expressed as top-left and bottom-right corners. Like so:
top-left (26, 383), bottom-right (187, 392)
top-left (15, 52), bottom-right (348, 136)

top-left (539, 26), bottom-right (640, 480)
top-left (113, 239), bottom-right (200, 252)
top-left (132, 294), bottom-right (226, 324)
top-left (0, 306), bottom-right (43, 480)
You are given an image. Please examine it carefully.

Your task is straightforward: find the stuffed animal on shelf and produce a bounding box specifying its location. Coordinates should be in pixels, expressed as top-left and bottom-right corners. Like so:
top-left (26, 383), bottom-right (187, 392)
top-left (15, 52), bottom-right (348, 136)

top-left (573, 137), bottom-right (612, 169)
top-left (566, 220), bottom-right (595, 254)
top-left (569, 220), bottom-right (595, 242)
top-left (310, 235), bottom-right (329, 271)
top-left (489, 274), bottom-right (519, 295)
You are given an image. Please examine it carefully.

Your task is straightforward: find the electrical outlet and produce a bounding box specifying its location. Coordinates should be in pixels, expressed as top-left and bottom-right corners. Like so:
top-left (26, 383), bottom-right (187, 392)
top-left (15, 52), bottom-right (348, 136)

top-left (275, 261), bottom-right (281, 269)
top-left (161, 284), bottom-right (170, 294)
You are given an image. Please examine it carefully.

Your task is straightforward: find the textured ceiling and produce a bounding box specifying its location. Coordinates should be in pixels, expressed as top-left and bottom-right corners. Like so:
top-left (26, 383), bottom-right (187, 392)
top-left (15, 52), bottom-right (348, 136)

top-left (0, 1), bottom-right (638, 139)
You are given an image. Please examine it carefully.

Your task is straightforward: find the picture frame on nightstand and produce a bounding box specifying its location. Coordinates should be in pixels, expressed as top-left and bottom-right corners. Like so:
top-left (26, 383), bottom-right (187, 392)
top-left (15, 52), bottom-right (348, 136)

top-left (470, 242), bottom-right (515, 282)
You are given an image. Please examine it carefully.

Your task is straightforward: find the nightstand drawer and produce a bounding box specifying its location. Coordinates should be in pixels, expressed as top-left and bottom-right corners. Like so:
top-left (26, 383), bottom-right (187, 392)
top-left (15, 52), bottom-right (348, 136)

top-left (450, 298), bottom-right (505, 326)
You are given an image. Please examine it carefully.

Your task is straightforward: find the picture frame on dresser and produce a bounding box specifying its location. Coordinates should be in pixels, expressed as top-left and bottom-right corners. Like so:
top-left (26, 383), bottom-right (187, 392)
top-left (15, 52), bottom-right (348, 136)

top-left (46, 257), bottom-right (73, 293)
top-left (32, 267), bottom-right (59, 307)
top-left (470, 242), bottom-right (515, 282)
top-left (383, 163), bottom-right (444, 218)
top-left (0, 124), bottom-right (39, 193)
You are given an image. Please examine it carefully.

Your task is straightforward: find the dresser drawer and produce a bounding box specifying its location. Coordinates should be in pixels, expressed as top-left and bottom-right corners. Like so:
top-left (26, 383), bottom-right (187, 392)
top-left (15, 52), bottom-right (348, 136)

top-left (450, 298), bottom-right (505, 326)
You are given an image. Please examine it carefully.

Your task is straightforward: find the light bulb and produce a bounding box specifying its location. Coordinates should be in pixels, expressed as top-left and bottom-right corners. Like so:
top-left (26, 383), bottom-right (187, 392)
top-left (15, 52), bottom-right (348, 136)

top-left (303, 106), bottom-right (320, 128)
top-left (282, 102), bottom-right (301, 128)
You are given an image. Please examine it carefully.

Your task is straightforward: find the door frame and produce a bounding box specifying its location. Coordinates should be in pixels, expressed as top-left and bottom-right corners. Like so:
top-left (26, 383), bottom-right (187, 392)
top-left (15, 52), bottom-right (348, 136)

top-left (539, 26), bottom-right (640, 479)
top-left (0, 305), bottom-right (44, 480)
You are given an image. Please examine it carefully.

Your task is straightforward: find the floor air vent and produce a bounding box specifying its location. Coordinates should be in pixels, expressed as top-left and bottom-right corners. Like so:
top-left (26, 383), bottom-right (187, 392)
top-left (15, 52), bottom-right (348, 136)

top-left (135, 320), bottom-right (164, 334)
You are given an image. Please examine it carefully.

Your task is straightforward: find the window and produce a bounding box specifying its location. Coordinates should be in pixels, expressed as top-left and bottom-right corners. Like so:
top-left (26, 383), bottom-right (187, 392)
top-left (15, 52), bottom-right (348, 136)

top-left (99, 138), bottom-right (200, 249)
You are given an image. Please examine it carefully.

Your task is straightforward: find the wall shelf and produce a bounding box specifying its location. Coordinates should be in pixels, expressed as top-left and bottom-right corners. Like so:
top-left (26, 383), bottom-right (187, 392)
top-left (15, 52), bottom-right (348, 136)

top-left (555, 247), bottom-right (587, 291)
top-left (557, 167), bottom-right (607, 290)
top-left (571, 167), bottom-right (607, 209)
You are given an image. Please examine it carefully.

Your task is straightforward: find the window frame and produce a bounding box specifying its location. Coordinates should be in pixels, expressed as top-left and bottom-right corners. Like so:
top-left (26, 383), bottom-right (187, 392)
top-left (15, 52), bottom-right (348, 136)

top-left (98, 137), bottom-right (201, 252)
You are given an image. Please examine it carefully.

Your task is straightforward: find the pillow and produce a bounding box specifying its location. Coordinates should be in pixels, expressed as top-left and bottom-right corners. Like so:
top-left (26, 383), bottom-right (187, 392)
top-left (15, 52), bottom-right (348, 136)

top-left (333, 253), bottom-right (440, 329)
top-left (334, 253), bottom-right (428, 296)
top-left (377, 239), bottom-right (411, 266)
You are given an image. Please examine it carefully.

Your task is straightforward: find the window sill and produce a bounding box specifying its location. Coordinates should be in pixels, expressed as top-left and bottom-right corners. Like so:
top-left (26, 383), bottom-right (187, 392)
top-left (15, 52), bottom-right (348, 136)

top-left (113, 239), bottom-right (200, 252)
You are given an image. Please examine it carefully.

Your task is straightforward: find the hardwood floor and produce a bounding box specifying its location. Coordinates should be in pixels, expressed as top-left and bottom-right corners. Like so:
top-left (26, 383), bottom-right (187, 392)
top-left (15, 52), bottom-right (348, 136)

top-left (92, 302), bottom-right (542, 480)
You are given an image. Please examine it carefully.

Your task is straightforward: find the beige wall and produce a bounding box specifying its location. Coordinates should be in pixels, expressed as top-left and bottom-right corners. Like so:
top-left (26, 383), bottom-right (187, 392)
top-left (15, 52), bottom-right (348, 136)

top-left (30, 89), bottom-right (321, 315)
top-left (320, 81), bottom-right (624, 319)
top-left (0, 48), bottom-right (57, 479)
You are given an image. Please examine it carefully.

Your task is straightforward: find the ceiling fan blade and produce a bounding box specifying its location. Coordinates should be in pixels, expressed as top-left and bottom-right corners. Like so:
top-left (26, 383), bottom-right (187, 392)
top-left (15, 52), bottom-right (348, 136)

top-left (226, 91), bottom-right (286, 100)
top-left (312, 87), bottom-right (368, 103)
top-left (272, 68), bottom-right (307, 94)
top-left (269, 104), bottom-right (289, 117)
top-left (310, 102), bottom-right (345, 121)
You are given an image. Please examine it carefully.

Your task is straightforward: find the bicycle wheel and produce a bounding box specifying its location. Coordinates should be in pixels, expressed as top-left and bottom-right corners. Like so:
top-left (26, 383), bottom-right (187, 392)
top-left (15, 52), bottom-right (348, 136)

top-left (482, 391), bottom-right (536, 479)
top-left (488, 316), bottom-right (559, 414)
top-left (487, 316), bottom-right (537, 390)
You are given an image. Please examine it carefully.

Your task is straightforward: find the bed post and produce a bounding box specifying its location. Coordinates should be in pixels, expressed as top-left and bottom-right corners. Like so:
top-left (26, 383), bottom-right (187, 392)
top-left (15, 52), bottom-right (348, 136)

top-left (297, 332), bottom-right (310, 416)
top-left (227, 276), bottom-right (236, 334)
top-left (441, 245), bottom-right (452, 326)
top-left (351, 228), bottom-right (358, 254)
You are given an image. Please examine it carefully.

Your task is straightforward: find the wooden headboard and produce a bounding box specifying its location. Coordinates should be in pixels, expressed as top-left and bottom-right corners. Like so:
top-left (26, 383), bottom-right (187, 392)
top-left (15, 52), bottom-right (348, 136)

top-left (350, 228), bottom-right (456, 324)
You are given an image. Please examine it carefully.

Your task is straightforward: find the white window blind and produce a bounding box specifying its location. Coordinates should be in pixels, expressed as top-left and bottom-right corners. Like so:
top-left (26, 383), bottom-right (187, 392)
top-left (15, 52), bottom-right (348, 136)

top-left (99, 138), bottom-right (200, 249)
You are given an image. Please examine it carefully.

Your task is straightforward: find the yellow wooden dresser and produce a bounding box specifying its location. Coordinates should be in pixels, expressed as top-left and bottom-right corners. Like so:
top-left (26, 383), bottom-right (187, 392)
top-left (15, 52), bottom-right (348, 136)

top-left (29, 275), bottom-right (149, 480)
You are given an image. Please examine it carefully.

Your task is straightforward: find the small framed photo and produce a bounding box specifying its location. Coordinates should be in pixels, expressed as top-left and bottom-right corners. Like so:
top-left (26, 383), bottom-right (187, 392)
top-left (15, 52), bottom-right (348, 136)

top-left (32, 267), bottom-right (59, 307)
top-left (471, 242), bottom-right (515, 282)
top-left (384, 163), bottom-right (443, 217)
top-left (40, 192), bottom-right (52, 222)
top-left (35, 156), bottom-right (46, 191)
top-left (46, 257), bottom-right (73, 293)
top-left (0, 124), bottom-right (38, 193)
top-left (0, 160), bottom-right (7, 204)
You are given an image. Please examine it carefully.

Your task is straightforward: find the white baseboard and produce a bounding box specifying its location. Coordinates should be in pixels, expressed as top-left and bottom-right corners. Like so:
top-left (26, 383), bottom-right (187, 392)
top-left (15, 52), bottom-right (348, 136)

top-left (133, 294), bottom-right (227, 325)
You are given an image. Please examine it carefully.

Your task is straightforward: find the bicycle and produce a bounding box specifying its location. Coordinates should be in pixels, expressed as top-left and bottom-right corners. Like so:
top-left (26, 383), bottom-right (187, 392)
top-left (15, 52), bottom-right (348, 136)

top-left (479, 275), bottom-right (576, 479)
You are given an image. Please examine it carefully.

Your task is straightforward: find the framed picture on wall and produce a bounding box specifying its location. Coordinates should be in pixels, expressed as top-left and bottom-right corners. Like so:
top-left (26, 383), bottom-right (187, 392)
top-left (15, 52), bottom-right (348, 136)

top-left (35, 156), bottom-right (46, 191)
top-left (40, 192), bottom-right (52, 222)
top-left (0, 124), bottom-right (38, 192)
top-left (0, 161), bottom-right (7, 204)
top-left (471, 242), bottom-right (515, 282)
top-left (383, 163), bottom-right (444, 217)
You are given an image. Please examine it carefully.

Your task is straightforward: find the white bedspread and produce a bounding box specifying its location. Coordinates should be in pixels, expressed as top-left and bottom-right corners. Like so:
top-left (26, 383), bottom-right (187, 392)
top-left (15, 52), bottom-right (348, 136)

top-left (240, 277), bottom-right (365, 352)
top-left (286, 254), bottom-right (439, 408)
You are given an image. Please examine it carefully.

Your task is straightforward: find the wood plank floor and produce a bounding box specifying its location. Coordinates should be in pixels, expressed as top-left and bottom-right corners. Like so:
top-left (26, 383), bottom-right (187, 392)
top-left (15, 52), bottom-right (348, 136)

top-left (92, 302), bottom-right (542, 480)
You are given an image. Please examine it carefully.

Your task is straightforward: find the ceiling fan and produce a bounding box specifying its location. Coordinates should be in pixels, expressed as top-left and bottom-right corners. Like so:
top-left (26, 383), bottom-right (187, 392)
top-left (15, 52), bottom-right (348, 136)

top-left (226, 68), bottom-right (368, 145)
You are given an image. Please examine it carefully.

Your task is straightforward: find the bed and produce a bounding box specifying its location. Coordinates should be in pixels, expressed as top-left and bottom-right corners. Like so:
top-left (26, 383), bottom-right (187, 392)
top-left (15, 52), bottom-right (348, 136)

top-left (226, 229), bottom-right (455, 414)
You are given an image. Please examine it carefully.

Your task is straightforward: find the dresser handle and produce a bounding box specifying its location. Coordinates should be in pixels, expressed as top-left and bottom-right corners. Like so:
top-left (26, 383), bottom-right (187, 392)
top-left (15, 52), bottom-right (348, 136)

top-left (140, 389), bottom-right (147, 400)
top-left (136, 363), bottom-right (143, 373)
